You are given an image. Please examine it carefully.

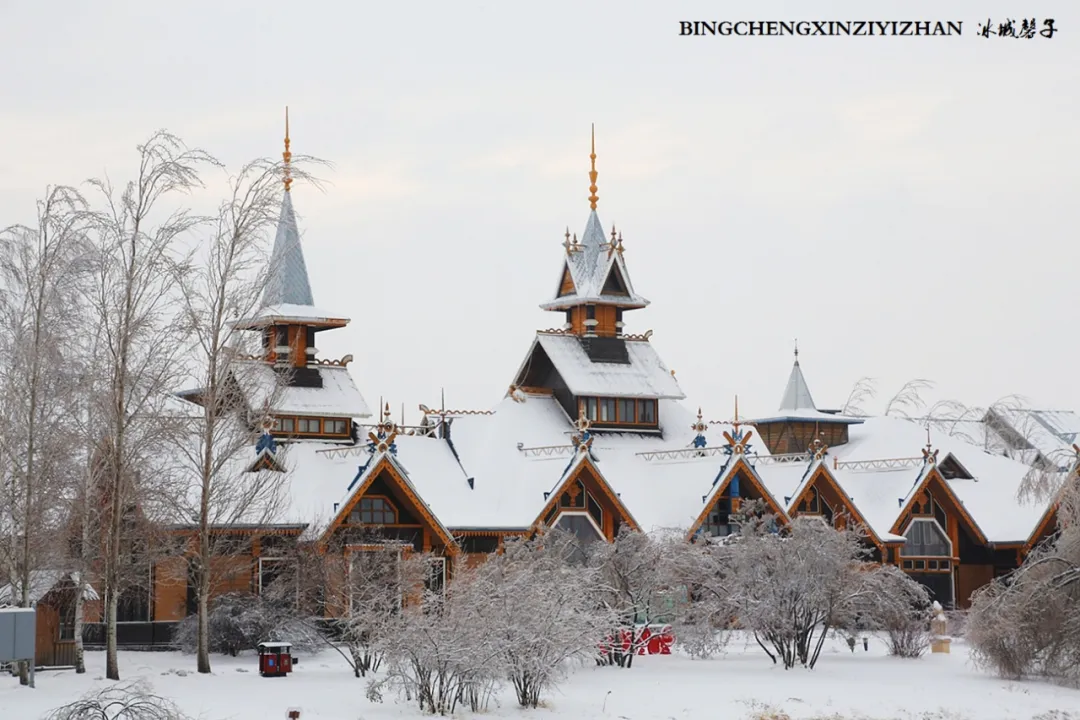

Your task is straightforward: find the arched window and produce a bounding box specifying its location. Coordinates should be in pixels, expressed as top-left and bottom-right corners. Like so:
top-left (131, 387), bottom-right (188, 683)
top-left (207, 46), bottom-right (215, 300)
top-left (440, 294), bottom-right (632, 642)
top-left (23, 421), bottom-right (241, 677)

top-left (901, 518), bottom-right (951, 557)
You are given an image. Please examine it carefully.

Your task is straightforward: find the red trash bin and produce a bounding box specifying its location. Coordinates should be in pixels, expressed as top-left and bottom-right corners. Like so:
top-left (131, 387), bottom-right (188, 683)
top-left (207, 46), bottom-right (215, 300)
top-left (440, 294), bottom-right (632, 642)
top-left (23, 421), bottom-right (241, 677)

top-left (257, 641), bottom-right (293, 677)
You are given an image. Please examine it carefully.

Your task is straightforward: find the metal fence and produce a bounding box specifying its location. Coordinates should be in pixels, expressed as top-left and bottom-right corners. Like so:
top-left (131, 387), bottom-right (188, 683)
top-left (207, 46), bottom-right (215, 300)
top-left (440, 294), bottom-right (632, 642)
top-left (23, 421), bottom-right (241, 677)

top-left (81, 621), bottom-right (179, 649)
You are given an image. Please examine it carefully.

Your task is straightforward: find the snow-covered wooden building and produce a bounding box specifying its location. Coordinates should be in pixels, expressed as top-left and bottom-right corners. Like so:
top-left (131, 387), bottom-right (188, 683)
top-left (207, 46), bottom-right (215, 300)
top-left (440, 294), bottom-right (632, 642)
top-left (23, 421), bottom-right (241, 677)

top-left (138, 127), bottom-right (1074, 633)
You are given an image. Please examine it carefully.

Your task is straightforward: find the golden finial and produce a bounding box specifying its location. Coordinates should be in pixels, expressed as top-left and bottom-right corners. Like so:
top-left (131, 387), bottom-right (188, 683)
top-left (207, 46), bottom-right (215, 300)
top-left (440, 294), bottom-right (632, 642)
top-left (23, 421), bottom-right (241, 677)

top-left (282, 106), bottom-right (293, 192)
top-left (588, 124), bottom-right (599, 211)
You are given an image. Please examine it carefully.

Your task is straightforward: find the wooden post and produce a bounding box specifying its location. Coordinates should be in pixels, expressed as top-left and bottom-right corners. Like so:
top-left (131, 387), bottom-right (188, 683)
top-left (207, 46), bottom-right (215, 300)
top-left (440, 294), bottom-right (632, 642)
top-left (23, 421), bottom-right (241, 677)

top-left (287, 710), bottom-right (301, 719)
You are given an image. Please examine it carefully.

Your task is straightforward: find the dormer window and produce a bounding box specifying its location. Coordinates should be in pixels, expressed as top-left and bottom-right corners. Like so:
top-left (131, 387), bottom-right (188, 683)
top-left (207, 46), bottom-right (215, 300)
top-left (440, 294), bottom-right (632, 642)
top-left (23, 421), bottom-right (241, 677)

top-left (272, 415), bottom-right (350, 438)
top-left (578, 396), bottom-right (659, 429)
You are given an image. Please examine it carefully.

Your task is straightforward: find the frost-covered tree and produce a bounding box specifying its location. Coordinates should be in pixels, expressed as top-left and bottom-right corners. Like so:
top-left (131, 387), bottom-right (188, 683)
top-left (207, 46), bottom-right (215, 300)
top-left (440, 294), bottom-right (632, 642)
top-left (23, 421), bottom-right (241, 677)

top-left (0, 186), bottom-right (90, 684)
top-left (82, 131), bottom-right (211, 680)
top-left (169, 156), bottom-right (317, 675)
top-left (590, 527), bottom-right (691, 668)
top-left (967, 476), bottom-right (1080, 682)
top-left (458, 531), bottom-right (615, 708)
top-left (366, 553), bottom-right (500, 716)
top-left (722, 512), bottom-right (929, 669)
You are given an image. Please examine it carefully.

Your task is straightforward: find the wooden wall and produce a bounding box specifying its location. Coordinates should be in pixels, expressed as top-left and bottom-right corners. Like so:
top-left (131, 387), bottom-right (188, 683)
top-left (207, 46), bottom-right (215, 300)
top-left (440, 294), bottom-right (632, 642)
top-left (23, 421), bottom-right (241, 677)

top-left (756, 420), bottom-right (849, 455)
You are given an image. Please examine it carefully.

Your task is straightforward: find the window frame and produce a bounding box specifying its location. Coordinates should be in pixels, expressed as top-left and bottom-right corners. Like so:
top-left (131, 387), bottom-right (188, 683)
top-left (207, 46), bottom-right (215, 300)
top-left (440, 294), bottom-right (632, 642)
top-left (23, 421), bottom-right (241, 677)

top-left (899, 517), bottom-right (953, 559)
top-left (578, 396), bottom-right (659, 428)
top-left (349, 495), bottom-right (398, 526)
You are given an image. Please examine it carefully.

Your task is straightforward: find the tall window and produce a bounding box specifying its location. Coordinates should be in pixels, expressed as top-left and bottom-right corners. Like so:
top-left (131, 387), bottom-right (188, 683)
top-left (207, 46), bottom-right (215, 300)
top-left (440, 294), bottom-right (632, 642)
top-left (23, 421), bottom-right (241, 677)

top-left (298, 418), bottom-right (320, 433)
top-left (583, 397), bottom-right (598, 421)
top-left (639, 399), bottom-right (656, 424)
top-left (901, 519), bottom-right (951, 557)
top-left (350, 497), bottom-right (397, 525)
top-left (705, 497), bottom-right (733, 537)
top-left (599, 398), bottom-right (616, 422)
top-left (617, 398), bottom-right (635, 423)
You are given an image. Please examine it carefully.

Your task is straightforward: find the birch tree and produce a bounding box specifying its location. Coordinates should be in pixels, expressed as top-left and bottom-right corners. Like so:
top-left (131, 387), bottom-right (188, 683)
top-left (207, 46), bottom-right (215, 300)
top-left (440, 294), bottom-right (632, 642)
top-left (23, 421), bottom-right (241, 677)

top-left (82, 131), bottom-right (212, 680)
top-left (0, 186), bottom-right (90, 684)
top-left (169, 157), bottom-right (314, 674)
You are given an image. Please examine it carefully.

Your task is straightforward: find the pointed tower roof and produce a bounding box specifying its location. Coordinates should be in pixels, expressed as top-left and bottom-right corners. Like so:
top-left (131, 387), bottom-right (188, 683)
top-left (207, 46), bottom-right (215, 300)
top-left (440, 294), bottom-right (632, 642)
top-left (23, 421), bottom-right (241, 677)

top-left (752, 343), bottom-right (863, 425)
top-left (264, 191), bottom-right (315, 307)
top-left (779, 343), bottom-right (816, 412)
top-left (235, 109), bottom-right (348, 330)
top-left (540, 126), bottom-right (648, 311)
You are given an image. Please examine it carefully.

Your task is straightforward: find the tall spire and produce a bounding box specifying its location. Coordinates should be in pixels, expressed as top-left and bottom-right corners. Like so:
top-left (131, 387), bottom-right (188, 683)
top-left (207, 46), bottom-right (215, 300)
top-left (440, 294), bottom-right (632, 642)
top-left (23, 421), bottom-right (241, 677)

top-left (282, 106), bottom-right (293, 192)
top-left (263, 108), bottom-right (314, 308)
top-left (588, 124), bottom-right (599, 211)
top-left (779, 347), bottom-right (816, 412)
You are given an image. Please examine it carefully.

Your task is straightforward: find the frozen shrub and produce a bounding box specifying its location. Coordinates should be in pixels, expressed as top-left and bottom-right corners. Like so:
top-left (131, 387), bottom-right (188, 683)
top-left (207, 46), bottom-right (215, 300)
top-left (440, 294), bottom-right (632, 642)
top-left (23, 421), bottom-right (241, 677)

top-left (173, 592), bottom-right (320, 657)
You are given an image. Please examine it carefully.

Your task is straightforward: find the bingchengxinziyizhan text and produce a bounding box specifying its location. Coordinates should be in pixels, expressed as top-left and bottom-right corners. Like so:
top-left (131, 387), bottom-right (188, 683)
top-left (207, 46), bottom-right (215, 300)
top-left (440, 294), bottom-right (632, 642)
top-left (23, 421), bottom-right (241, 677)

top-left (679, 20), bottom-right (965, 36)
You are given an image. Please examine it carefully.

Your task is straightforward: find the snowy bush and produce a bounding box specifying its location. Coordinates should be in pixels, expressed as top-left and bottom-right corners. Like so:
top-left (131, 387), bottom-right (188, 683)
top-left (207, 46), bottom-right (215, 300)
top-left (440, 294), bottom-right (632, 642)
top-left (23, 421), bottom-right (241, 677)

top-left (856, 565), bottom-right (932, 658)
top-left (591, 527), bottom-right (700, 667)
top-left (366, 575), bottom-right (499, 716)
top-left (43, 683), bottom-right (192, 719)
top-left (463, 531), bottom-right (615, 707)
top-left (173, 592), bottom-right (321, 657)
top-left (718, 510), bottom-right (930, 669)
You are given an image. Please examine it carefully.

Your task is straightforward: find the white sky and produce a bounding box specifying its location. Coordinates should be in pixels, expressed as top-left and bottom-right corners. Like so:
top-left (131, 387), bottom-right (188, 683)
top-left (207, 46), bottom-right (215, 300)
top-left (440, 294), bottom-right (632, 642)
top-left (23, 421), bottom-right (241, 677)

top-left (2, 0), bottom-right (1077, 424)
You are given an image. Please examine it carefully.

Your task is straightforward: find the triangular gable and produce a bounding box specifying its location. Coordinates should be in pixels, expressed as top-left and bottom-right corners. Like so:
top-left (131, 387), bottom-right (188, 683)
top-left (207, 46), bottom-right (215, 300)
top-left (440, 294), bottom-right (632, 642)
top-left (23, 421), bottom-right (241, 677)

top-left (321, 453), bottom-right (460, 555)
top-left (556, 262), bottom-right (577, 298)
top-left (789, 462), bottom-right (888, 550)
top-left (890, 465), bottom-right (988, 545)
top-left (532, 454), bottom-right (641, 537)
top-left (937, 453), bottom-right (974, 480)
top-left (600, 262), bottom-right (629, 296)
top-left (686, 456), bottom-right (790, 540)
top-left (249, 451), bottom-right (286, 473)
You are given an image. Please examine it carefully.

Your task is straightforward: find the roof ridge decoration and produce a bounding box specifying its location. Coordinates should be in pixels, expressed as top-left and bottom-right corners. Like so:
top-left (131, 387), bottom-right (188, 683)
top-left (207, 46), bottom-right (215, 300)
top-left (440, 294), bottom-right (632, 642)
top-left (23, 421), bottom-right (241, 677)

top-left (921, 425), bottom-right (939, 465)
top-left (366, 403), bottom-right (399, 455)
top-left (722, 396), bottom-right (754, 456)
top-left (691, 408), bottom-right (708, 450)
top-left (571, 415), bottom-right (594, 455)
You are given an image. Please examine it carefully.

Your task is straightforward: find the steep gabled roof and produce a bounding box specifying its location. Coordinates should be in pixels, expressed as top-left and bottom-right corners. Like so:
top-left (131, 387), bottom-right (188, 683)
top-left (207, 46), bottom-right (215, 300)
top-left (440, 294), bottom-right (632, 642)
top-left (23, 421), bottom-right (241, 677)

top-left (510, 333), bottom-right (685, 400)
top-left (540, 211), bottom-right (649, 310)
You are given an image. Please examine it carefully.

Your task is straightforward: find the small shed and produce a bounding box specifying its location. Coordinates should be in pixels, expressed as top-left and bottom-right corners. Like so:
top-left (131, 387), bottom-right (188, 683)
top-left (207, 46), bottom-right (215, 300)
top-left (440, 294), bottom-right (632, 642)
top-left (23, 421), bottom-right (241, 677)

top-left (0, 571), bottom-right (99, 668)
top-left (257, 641), bottom-right (293, 677)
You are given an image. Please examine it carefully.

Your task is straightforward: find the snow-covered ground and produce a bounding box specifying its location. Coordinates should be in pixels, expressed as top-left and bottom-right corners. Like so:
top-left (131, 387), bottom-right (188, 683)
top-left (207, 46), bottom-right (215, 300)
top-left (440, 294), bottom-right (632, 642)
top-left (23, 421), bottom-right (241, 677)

top-left (3, 635), bottom-right (1079, 719)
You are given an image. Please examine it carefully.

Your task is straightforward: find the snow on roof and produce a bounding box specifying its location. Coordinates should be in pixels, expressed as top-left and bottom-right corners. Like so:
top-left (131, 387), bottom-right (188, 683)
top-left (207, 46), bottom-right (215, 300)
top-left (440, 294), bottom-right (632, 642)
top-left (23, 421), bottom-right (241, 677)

top-left (0, 571), bottom-right (98, 605)
top-left (540, 210), bottom-right (649, 310)
top-left (827, 416), bottom-right (1048, 544)
top-left (757, 460), bottom-right (818, 511)
top-left (442, 396), bottom-right (724, 532)
top-left (233, 361), bottom-right (372, 418)
top-left (235, 303), bottom-right (349, 326)
top-left (528, 333), bottom-right (685, 399)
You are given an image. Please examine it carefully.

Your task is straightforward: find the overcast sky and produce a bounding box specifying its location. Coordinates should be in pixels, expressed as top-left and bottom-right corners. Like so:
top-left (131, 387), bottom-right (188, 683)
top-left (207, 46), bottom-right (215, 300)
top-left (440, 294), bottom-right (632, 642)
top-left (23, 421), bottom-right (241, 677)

top-left (2, 0), bottom-right (1077, 424)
